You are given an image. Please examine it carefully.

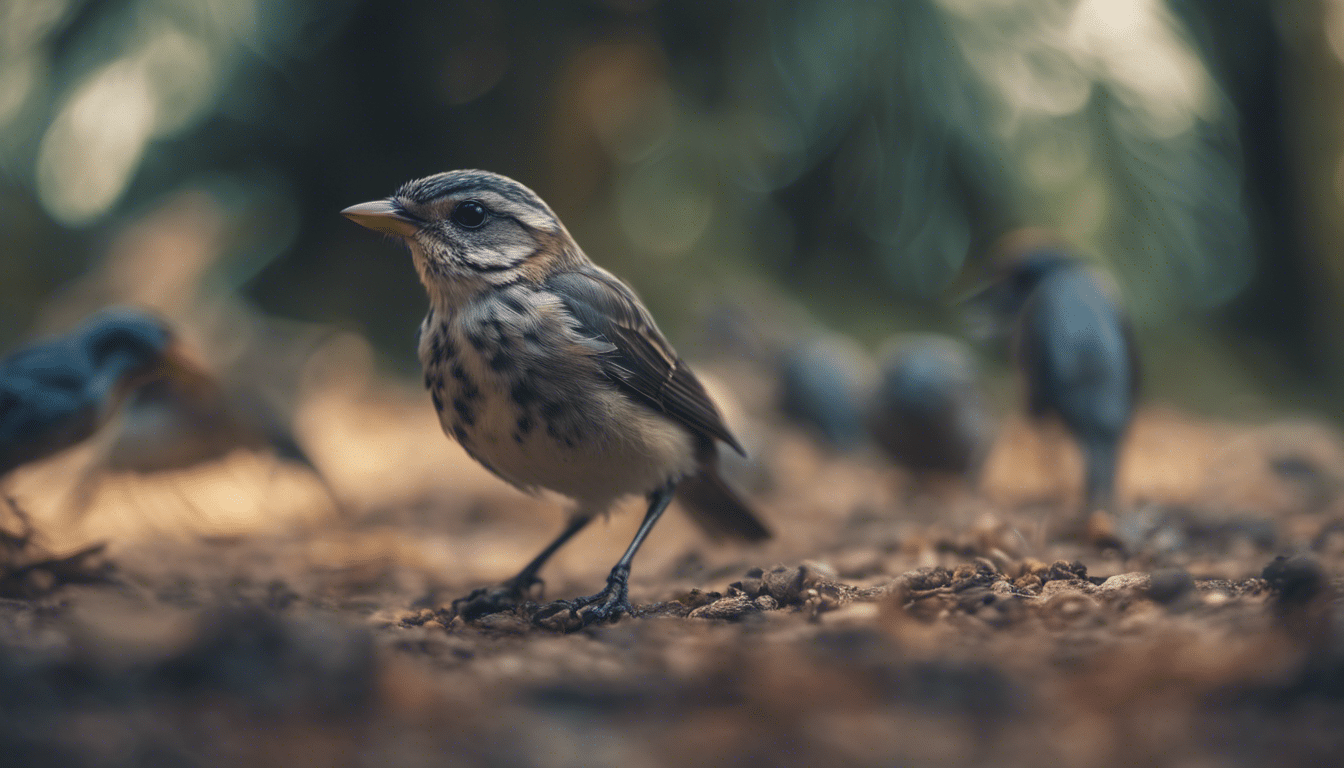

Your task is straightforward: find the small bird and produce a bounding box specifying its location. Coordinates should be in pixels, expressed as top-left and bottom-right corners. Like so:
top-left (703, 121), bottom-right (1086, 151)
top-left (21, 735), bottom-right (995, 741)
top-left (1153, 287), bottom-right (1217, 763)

top-left (869, 334), bottom-right (993, 481)
top-left (99, 381), bottom-right (310, 472)
top-left (342, 170), bottom-right (769, 626)
top-left (56, 374), bottom-right (343, 524)
top-left (966, 234), bottom-right (1139, 515)
top-left (778, 334), bottom-right (872, 450)
top-left (0, 308), bottom-right (212, 477)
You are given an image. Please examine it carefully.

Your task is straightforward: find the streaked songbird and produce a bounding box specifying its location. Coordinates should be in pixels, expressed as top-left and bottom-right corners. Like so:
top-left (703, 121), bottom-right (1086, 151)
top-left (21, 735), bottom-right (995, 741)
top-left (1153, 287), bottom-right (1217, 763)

top-left (342, 170), bottom-right (769, 629)
top-left (0, 308), bottom-right (212, 477)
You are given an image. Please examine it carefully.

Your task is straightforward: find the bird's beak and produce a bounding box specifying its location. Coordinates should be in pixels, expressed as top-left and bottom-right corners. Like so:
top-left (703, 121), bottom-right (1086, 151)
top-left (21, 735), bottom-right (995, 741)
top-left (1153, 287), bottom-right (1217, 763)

top-left (157, 342), bottom-right (217, 396)
top-left (955, 281), bottom-right (1015, 344)
top-left (340, 200), bottom-right (420, 237)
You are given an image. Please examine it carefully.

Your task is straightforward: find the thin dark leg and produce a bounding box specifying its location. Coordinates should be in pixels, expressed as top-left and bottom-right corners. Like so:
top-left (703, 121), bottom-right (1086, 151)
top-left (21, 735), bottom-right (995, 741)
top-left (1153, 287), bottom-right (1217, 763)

top-left (604, 483), bottom-right (676, 590)
top-left (1082, 436), bottom-right (1119, 515)
top-left (506, 513), bottom-right (592, 589)
top-left (452, 514), bottom-right (593, 620)
top-left (542, 482), bottom-right (677, 627)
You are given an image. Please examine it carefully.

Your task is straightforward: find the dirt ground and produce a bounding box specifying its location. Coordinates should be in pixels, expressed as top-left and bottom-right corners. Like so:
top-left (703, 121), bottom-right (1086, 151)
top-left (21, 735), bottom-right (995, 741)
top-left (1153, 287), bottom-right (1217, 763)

top-left (3, 338), bottom-right (1344, 768)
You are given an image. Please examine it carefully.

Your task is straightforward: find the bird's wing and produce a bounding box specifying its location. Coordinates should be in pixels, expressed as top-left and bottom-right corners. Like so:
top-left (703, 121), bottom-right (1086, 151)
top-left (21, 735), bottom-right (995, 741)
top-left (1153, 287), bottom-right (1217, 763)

top-left (0, 379), bottom-right (94, 476)
top-left (545, 268), bottom-right (745, 456)
top-left (2, 344), bottom-right (88, 390)
top-left (0, 342), bottom-right (99, 473)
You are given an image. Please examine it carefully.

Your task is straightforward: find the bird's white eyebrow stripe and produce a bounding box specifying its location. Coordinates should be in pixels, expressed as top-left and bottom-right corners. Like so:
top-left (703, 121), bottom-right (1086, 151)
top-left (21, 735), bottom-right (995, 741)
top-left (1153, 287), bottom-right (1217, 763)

top-left (410, 190), bottom-right (551, 233)
top-left (470, 192), bottom-right (550, 227)
top-left (393, 171), bottom-right (560, 233)
top-left (414, 183), bottom-right (546, 215)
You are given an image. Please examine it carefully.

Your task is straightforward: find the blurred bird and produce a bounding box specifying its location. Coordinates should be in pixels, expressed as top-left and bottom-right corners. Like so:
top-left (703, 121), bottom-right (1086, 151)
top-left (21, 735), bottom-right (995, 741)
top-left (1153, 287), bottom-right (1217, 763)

top-left (779, 334), bottom-right (872, 449)
top-left (342, 170), bottom-right (769, 627)
top-left (869, 334), bottom-right (994, 481)
top-left (966, 233), bottom-right (1139, 516)
top-left (0, 308), bottom-right (213, 478)
top-left (96, 380), bottom-right (313, 474)
top-left (55, 373), bottom-right (341, 524)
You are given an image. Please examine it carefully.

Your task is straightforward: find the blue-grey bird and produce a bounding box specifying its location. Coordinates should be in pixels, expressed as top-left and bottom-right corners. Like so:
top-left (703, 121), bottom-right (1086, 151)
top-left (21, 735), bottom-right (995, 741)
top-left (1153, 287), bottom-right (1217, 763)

top-left (341, 170), bottom-right (769, 628)
top-left (0, 308), bottom-right (212, 477)
top-left (967, 239), bottom-right (1139, 514)
top-left (778, 335), bottom-right (871, 449)
top-left (869, 334), bottom-right (993, 479)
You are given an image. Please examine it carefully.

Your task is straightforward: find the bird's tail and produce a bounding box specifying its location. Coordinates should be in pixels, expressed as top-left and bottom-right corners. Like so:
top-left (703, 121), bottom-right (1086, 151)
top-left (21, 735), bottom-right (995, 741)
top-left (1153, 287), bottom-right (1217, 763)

top-left (675, 467), bottom-right (771, 542)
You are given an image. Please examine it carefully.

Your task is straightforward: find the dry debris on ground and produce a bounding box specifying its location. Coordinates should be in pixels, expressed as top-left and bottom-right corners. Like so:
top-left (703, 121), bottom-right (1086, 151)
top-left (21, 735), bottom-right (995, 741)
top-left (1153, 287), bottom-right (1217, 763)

top-left (3, 366), bottom-right (1344, 767)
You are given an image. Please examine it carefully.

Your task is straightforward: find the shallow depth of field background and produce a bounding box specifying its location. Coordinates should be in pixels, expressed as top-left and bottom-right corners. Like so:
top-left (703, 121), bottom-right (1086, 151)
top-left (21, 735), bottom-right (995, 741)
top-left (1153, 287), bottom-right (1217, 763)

top-left (3, 0), bottom-right (1343, 415)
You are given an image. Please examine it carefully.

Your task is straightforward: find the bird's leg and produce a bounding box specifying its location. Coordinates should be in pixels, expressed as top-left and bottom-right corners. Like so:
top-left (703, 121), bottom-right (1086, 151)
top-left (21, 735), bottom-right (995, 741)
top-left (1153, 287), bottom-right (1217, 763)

top-left (1082, 436), bottom-right (1119, 516)
top-left (536, 482), bottom-right (676, 629)
top-left (504, 513), bottom-right (594, 595)
top-left (452, 513), bottom-right (591, 620)
top-left (1078, 435), bottom-right (1123, 547)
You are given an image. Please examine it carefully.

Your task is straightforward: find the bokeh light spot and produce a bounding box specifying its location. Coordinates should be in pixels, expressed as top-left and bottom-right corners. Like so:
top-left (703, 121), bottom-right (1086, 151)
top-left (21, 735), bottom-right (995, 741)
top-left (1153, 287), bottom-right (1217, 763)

top-left (36, 58), bottom-right (157, 225)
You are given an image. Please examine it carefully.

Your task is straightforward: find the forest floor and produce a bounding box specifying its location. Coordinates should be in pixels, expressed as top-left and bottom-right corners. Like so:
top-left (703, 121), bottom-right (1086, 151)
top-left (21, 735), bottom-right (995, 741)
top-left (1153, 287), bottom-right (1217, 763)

top-left (2, 346), bottom-right (1343, 768)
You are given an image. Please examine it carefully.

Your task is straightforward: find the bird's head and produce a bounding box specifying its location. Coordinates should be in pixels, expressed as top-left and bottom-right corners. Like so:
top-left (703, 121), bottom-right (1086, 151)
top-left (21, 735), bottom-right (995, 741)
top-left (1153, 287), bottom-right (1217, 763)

top-left (1001, 246), bottom-right (1077, 297)
top-left (342, 170), bottom-right (581, 304)
top-left (81, 310), bottom-right (175, 372)
top-left (960, 230), bottom-right (1081, 341)
top-left (79, 309), bottom-right (213, 394)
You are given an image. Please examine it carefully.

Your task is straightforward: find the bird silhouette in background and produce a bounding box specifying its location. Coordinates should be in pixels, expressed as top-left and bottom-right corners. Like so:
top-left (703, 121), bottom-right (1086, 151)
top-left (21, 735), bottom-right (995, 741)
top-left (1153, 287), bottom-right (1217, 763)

top-left (778, 334), bottom-right (872, 450)
top-left (869, 334), bottom-right (994, 486)
top-left (0, 308), bottom-right (215, 479)
top-left (29, 187), bottom-right (337, 512)
top-left (0, 308), bottom-right (217, 587)
top-left (966, 232), bottom-right (1140, 519)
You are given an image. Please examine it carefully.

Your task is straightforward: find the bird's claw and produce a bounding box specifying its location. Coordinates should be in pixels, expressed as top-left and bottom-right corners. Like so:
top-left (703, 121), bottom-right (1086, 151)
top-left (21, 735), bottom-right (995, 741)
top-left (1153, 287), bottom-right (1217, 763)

top-left (450, 575), bottom-right (544, 621)
top-left (531, 587), bottom-right (634, 632)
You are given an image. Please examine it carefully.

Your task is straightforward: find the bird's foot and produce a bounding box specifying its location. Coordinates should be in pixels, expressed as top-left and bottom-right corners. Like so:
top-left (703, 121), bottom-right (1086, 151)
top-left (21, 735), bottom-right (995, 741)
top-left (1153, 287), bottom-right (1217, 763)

top-left (450, 575), bottom-right (544, 621)
top-left (531, 568), bottom-right (634, 632)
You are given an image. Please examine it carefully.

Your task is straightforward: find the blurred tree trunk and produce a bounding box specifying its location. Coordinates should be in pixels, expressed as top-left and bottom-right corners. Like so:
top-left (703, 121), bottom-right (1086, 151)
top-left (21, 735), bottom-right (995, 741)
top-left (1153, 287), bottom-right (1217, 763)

top-left (1280, 0), bottom-right (1344, 395)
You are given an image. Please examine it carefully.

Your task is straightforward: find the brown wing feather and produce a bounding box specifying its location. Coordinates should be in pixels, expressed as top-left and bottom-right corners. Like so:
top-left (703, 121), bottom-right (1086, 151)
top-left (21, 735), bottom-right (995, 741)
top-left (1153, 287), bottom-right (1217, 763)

top-left (545, 268), bottom-right (745, 455)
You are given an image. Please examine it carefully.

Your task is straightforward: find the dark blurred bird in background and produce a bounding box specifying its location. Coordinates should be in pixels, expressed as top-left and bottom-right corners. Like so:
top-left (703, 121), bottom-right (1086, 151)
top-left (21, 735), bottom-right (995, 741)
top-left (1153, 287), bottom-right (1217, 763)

top-left (19, 191), bottom-right (342, 527)
top-left (778, 334), bottom-right (873, 450)
top-left (966, 231), bottom-right (1140, 518)
top-left (1, 302), bottom-right (336, 535)
top-left (0, 308), bottom-right (215, 585)
top-left (686, 298), bottom-right (873, 455)
top-left (342, 169), bottom-right (769, 629)
top-left (57, 373), bottom-right (341, 522)
top-left (95, 380), bottom-right (312, 474)
top-left (0, 308), bottom-right (213, 479)
top-left (869, 334), bottom-right (994, 485)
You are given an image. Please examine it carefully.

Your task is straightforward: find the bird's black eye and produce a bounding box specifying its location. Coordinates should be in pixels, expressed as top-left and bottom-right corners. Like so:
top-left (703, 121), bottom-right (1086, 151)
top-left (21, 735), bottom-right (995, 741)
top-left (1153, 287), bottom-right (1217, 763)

top-left (451, 200), bottom-right (488, 229)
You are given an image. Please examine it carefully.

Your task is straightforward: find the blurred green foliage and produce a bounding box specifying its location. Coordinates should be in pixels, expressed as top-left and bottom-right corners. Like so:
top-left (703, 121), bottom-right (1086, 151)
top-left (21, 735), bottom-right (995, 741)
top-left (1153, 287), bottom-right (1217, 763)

top-left (1, 0), bottom-right (1341, 417)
